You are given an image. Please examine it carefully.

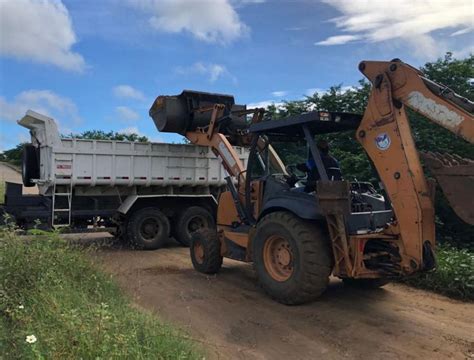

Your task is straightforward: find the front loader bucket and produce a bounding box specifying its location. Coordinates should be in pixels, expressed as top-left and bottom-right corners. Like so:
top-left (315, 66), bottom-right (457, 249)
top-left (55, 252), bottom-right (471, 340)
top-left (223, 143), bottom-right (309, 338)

top-left (149, 90), bottom-right (247, 135)
top-left (422, 152), bottom-right (474, 225)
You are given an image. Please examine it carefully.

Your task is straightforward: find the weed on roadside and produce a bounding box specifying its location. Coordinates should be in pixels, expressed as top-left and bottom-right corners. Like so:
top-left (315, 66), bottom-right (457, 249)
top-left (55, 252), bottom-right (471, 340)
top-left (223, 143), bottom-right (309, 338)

top-left (0, 223), bottom-right (200, 359)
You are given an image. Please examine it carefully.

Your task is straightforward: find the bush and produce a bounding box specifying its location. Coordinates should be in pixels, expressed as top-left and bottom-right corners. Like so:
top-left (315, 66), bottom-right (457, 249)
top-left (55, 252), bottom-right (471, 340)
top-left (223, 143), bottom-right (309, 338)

top-left (1, 143), bottom-right (25, 166)
top-left (0, 225), bottom-right (199, 359)
top-left (402, 244), bottom-right (474, 300)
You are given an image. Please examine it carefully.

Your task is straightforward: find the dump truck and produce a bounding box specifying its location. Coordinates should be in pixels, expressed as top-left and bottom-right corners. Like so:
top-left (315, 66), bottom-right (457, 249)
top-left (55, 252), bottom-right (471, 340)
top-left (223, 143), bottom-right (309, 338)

top-left (2, 110), bottom-right (249, 249)
top-left (149, 60), bottom-right (473, 304)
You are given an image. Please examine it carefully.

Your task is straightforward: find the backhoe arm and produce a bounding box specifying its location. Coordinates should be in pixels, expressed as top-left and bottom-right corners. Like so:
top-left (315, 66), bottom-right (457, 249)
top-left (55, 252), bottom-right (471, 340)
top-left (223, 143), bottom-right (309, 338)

top-left (359, 60), bottom-right (473, 142)
top-left (356, 60), bottom-right (473, 272)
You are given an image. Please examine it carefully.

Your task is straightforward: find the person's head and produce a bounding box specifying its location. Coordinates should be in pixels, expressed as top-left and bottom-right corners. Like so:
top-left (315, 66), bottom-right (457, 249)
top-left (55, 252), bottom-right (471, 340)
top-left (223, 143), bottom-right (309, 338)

top-left (317, 139), bottom-right (329, 154)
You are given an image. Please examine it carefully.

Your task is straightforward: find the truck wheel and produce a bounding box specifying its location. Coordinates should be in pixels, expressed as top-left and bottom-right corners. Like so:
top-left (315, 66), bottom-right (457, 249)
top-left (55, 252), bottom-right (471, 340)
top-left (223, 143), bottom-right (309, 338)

top-left (190, 228), bottom-right (222, 274)
top-left (174, 206), bottom-right (215, 247)
top-left (22, 144), bottom-right (39, 187)
top-left (127, 207), bottom-right (170, 250)
top-left (342, 278), bottom-right (389, 289)
top-left (252, 211), bottom-right (333, 305)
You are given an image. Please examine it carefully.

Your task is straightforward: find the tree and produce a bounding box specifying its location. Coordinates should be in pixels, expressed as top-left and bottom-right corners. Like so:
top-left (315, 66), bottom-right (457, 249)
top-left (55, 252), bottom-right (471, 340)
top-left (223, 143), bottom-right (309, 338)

top-left (1, 143), bottom-right (25, 165)
top-left (421, 52), bottom-right (473, 99)
top-left (64, 130), bottom-right (149, 142)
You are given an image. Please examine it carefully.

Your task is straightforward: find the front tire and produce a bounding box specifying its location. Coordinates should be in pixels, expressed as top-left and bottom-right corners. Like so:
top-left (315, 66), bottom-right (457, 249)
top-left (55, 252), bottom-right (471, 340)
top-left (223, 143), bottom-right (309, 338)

top-left (127, 207), bottom-right (170, 250)
top-left (190, 228), bottom-right (222, 274)
top-left (252, 211), bottom-right (333, 305)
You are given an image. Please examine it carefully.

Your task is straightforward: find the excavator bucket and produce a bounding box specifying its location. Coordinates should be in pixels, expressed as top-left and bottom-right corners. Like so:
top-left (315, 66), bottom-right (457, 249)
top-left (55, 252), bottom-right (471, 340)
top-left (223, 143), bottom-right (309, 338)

top-left (422, 152), bottom-right (474, 225)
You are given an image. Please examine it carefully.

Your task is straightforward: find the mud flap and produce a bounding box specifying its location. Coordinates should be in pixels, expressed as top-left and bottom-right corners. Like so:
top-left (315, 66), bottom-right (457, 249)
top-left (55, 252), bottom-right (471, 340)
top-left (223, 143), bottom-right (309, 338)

top-left (421, 152), bottom-right (474, 225)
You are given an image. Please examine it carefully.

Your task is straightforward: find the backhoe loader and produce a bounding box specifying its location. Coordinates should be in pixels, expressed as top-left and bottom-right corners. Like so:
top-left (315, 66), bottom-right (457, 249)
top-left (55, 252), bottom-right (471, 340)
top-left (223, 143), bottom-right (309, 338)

top-left (149, 59), bottom-right (473, 304)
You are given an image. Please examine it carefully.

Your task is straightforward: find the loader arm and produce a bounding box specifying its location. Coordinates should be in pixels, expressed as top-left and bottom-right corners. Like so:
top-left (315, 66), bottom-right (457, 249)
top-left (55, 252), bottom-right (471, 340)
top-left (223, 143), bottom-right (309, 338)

top-left (356, 60), bottom-right (473, 272)
top-left (184, 105), bottom-right (286, 185)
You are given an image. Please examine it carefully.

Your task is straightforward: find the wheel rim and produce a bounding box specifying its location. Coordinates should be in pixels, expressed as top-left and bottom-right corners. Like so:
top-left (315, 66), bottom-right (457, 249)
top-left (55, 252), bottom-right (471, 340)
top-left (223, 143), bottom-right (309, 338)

top-left (139, 217), bottom-right (160, 240)
top-left (187, 215), bottom-right (207, 234)
top-left (263, 235), bottom-right (294, 282)
top-left (194, 240), bottom-right (205, 264)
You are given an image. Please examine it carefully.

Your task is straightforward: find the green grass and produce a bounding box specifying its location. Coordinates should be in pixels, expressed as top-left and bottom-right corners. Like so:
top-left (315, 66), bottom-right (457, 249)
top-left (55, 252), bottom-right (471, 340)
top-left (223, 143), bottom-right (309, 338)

top-left (0, 226), bottom-right (200, 359)
top-left (402, 244), bottom-right (474, 301)
top-left (0, 181), bottom-right (4, 204)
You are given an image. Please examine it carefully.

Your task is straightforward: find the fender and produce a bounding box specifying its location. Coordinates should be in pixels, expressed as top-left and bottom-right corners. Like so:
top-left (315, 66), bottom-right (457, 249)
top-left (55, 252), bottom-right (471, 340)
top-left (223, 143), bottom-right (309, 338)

top-left (259, 191), bottom-right (325, 221)
top-left (118, 194), bottom-right (217, 215)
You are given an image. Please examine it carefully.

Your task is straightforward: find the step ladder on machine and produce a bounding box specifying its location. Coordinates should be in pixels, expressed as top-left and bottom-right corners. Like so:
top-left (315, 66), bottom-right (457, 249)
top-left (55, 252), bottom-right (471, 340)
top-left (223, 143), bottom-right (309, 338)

top-left (52, 183), bottom-right (72, 228)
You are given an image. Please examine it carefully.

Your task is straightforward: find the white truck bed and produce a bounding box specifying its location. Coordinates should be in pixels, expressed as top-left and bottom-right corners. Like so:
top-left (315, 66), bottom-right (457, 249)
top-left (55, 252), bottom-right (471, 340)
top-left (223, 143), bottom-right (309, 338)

top-left (19, 111), bottom-right (248, 195)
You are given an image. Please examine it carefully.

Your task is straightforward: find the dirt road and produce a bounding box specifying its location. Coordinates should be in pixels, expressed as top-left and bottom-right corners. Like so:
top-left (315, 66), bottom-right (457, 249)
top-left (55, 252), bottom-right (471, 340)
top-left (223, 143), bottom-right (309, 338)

top-left (89, 237), bottom-right (474, 360)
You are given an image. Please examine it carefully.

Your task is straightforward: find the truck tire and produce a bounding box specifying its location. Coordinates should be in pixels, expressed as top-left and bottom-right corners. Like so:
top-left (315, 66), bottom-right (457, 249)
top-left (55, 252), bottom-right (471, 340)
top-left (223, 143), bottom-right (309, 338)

top-left (342, 278), bottom-right (389, 289)
top-left (174, 206), bottom-right (215, 247)
top-left (252, 211), bottom-right (333, 305)
top-left (127, 207), bottom-right (170, 250)
top-left (22, 144), bottom-right (39, 187)
top-left (190, 228), bottom-right (222, 274)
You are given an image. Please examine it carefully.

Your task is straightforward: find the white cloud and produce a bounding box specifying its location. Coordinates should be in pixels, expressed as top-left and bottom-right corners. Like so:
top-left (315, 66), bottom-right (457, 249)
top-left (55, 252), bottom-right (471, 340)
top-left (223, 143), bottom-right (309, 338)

top-left (305, 88), bottom-right (325, 97)
top-left (247, 100), bottom-right (284, 110)
top-left (234, 0), bottom-right (265, 3)
top-left (285, 26), bottom-right (308, 32)
top-left (316, 34), bottom-right (361, 46)
top-left (450, 28), bottom-right (472, 37)
top-left (115, 106), bottom-right (140, 122)
top-left (128, 0), bottom-right (248, 43)
top-left (306, 85), bottom-right (353, 97)
top-left (113, 85), bottom-right (146, 101)
top-left (271, 91), bottom-right (288, 97)
top-left (175, 62), bottom-right (234, 82)
top-left (452, 45), bottom-right (474, 59)
top-left (0, 90), bottom-right (81, 127)
top-left (0, 0), bottom-right (85, 72)
top-left (118, 126), bottom-right (164, 142)
top-left (119, 126), bottom-right (141, 135)
top-left (316, 0), bottom-right (473, 58)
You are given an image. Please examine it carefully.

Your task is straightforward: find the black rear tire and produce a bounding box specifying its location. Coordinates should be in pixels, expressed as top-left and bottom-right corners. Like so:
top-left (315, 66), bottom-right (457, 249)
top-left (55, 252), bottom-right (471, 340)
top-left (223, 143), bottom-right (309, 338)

top-left (252, 211), bottom-right (333, 305)
top-left (190, 228), bottom-right (222, 274)
top-left (22, 144), bottom-right (39, 187)
top-left (174, 206), bottom-right (215, 247)
top-left (342, 278), bottom-right (389, 289)
top-left (127, 207), bottom-right (170, 250)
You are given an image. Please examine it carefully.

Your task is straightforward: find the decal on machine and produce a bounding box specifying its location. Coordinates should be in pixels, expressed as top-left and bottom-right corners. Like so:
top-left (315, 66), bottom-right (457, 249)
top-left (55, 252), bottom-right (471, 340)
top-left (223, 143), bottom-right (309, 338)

top-left (407, 91), bottom-right (464, 130)
top-left (375, 133), bottom-right (391, 150)
top-left (218, 142), bottom-right (236, 168)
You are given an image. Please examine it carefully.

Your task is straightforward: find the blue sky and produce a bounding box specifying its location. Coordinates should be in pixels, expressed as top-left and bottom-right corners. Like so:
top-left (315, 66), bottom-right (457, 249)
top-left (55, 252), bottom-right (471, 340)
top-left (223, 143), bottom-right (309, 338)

top-left (0, 0), bottom-right (472, 150)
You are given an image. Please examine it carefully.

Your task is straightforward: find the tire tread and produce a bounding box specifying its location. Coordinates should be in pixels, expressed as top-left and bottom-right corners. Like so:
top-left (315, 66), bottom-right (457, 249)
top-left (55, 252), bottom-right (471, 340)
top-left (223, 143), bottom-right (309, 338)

top-left (190, 228), bottom-right (222, 274)
top-left (253, 211), bottom-right (333, 305)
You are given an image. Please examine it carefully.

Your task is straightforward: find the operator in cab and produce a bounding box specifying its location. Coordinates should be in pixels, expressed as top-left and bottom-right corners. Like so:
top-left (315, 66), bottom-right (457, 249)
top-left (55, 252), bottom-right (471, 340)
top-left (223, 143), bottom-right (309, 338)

top-left (298, 139), bottom-right (342, 192)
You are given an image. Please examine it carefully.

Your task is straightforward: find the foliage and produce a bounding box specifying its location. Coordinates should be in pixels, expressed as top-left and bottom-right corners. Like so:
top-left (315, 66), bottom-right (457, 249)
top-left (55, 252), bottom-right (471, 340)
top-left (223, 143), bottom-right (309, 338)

top-left (421, 52), bottom-right (474, 98)
top-left (64, 130), bottom-right (149, 142)
top-left (402, 244), bottom-right (474, 300)
top-left (0, 225), bottom-right (199, 359)
top-left (1, 143), bottom-right (25, 166)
